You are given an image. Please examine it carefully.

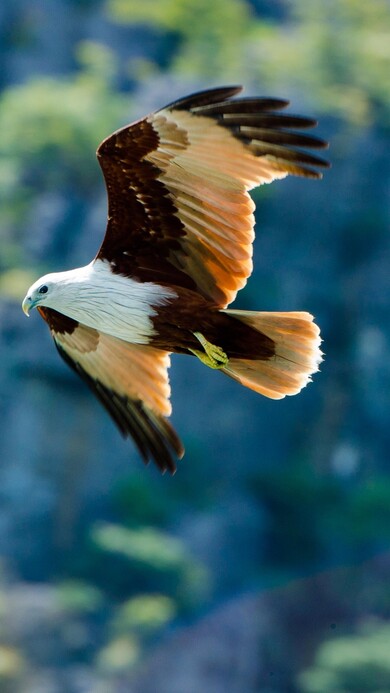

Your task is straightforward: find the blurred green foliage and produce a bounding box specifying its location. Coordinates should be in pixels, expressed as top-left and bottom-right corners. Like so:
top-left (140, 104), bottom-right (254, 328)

top-left (299, 621), bottom-right (390, 693)
top-left (107, 0), bottom-right (253, 78)
top-left (1, 0), bottom-right (388, 275)
top-left (90, 522), bottom-right (209, 609)
top-left (249, 467), bottom-right (390, 577)
top-left (250, 468), bottom-right (342, 571)
top-left (92, 522), bottom-right (190, 571)
top-left (55, 579), bottom-right (104, 615)
top-left (0, 41), bottom-right (126, 270)
top-left (0, 646), bottom-right (25, 690)
top-left (96, 634), bottom-right (140, 675)
top-left (252, 0), bottom-right (390, 124)
top-left (0, 0), bottom-right (389, 687)
top-left (111, 474), bottom-right (177, 526)
top-left (107, 0), bottom-right (390, 124)
top-left (111, 594), bottom-right (176, 636)
top-left (95, 594), bottom-right (176, 674)
top-left (0, 57), bottom-right (121, 199)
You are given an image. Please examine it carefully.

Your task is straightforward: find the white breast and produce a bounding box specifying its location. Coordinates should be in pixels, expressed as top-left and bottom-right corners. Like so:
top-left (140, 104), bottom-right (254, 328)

top-left (48, 260), bottom-right (177, 344)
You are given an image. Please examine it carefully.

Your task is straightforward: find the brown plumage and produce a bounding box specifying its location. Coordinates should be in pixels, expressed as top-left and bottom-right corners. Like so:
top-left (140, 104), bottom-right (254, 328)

top-left (23, 86), bottom-right (329, 473)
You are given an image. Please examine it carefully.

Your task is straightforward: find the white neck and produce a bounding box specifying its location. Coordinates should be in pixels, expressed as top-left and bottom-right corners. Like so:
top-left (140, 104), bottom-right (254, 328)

top-left (46, 260), bottom-right (176, 344)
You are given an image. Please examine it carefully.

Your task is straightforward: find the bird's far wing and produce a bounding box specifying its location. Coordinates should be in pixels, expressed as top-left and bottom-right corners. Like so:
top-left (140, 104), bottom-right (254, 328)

top-left (96, 86), bottom-right (329, 308)
top-left (38, 307), bottom-right (184, 473)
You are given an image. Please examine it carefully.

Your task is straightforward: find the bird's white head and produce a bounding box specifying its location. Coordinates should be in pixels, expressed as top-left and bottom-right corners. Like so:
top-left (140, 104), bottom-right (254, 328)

top-left (21, 260), bottom-right (176, 343)
top-left (22, 267), bottom-right (89, 316)
top-left (22, 273), bottom-right (54, 316)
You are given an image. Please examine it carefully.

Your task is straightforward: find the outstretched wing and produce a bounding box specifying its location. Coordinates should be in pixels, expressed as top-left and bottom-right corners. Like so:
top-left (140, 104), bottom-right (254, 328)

top-left (38, 307), bottom-right (184, 473)
top-left (96, 85), bottom-right (329, 308)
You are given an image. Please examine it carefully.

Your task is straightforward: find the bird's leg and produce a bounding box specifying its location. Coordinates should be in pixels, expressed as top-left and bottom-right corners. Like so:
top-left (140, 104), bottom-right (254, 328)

top-left (189, 331), bottom-right (229, 369)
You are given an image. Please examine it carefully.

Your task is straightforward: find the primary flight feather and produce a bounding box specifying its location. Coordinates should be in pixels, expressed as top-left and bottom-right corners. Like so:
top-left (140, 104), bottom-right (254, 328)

top-left (22, 86), bottom-right (329, 473)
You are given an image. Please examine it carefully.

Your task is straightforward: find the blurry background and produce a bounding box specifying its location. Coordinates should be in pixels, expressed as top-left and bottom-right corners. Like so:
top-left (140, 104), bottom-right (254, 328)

top-left (0, 1), bottom-right (389, 691)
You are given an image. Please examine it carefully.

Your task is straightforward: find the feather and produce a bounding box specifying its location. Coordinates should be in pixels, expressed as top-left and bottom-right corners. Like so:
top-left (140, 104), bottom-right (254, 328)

top-left (23, 86), bottom-right (329, 472)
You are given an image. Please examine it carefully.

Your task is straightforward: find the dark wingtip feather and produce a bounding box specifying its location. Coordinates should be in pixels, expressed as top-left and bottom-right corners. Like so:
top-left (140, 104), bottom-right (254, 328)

top-left (54, 342), bottom-right (183, 474)
top-left (173, 87), bottom-right (330, 178)
top-left (219, 112), bottom-right (319, 130)
top-left (249, 140), bottom-right (330, 171)
top-left (164, 86), bottom-right (243, 112)
top-left (192, 97), bottom-right (290, 115)
top-left (238, 126), bottom-right (329, 150)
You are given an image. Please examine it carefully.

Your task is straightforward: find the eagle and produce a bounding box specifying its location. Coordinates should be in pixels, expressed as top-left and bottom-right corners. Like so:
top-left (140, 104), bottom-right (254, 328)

top-left (22, 86), bottom-right (329, 474)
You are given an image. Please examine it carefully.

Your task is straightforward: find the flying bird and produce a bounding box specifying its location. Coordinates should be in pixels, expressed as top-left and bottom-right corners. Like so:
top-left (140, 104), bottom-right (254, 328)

top-left (22, 86), bottom-right (329, 473)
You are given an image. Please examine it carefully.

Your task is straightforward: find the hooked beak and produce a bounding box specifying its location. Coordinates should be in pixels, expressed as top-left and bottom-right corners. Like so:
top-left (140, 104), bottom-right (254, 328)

top-left (22, 295), bottom-right (33, 316)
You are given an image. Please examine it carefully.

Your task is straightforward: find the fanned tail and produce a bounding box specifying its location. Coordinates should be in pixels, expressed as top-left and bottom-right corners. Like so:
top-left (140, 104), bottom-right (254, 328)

top-left (222, 310), bottom-right (323, 399)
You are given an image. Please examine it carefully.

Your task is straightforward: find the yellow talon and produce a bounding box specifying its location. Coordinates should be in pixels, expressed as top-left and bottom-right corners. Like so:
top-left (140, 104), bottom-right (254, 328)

top-left (189, 332), bottom-right (229, 369)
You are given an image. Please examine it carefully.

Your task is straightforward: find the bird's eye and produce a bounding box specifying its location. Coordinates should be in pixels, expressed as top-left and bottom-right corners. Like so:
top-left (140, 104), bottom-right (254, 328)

top-left (38, 285), bottom-right (48, 294)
